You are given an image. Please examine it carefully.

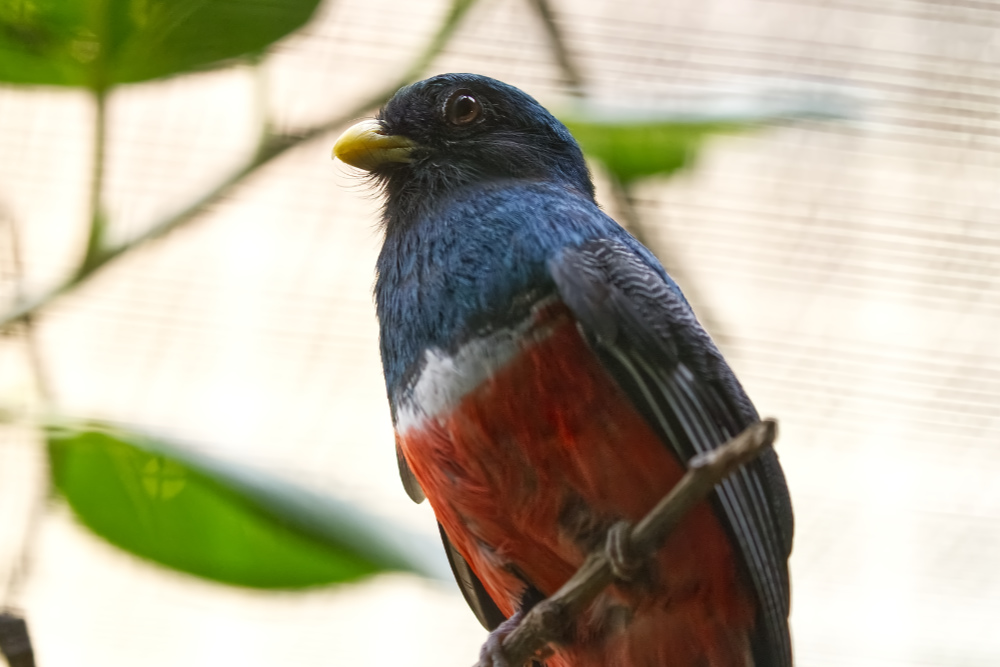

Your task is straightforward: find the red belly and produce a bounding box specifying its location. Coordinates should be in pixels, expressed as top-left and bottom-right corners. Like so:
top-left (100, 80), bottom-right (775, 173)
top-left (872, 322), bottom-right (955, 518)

top-left (397, 304), bottom-right (756, 667)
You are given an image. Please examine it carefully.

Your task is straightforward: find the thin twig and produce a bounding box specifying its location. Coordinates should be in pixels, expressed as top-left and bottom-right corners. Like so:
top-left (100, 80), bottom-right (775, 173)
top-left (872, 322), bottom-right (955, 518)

top-left (0, 210), bottom-right (53, 611)
top-left (526, 0), bottom-right (584, 95)
top-left (0, 424), bottom-right (48, 613)
top-left (492, 419), bottom-right (778, 667)
top-left (606, 173), bottom-right (650, 248)
top-left (0, 0), bottom-right (480, 332)
top-left (2, 213), bottom-right (53, 403)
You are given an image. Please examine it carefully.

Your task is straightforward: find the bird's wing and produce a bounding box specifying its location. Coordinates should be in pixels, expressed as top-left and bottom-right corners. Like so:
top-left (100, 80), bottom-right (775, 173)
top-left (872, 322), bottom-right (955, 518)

top-left (438, 523), bottom-right (508, 630)
top-left (399, 436), bottom-right (506, 630)
top-left (396, 441), bottom-right (426, 503)
top-left (549, 237), bottom-right (794, 667)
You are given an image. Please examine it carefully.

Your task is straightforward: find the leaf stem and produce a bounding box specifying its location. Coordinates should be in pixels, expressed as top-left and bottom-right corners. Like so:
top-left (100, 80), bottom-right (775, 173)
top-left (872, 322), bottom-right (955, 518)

top-left (82, 89), bottom-right (108, 272)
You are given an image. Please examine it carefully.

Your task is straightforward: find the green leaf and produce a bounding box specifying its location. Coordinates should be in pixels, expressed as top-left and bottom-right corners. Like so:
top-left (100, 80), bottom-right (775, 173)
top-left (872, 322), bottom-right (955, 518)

top-left (47, 422), bottom-right (447, 588)
top-left (560, 87), bottom-right (856, 184)
top-left (0, 0), bottom-right (322, 88)
top-left (563, 116), bottom-right (735, 184)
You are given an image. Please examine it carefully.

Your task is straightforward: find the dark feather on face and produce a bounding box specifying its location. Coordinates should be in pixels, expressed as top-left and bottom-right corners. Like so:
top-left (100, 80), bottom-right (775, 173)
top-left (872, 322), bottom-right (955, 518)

top-left (370, 73), bottom-right (595, 228)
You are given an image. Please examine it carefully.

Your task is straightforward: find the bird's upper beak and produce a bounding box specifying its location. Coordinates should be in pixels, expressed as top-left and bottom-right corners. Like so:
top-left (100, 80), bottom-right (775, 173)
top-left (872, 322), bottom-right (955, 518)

top-left (332, 120), bottom-right (418, 171)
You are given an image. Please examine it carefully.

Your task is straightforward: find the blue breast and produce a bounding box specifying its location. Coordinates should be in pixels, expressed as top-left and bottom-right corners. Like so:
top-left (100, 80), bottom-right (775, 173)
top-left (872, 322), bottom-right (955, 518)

top-left (374, 181), bottom-right (675, 407)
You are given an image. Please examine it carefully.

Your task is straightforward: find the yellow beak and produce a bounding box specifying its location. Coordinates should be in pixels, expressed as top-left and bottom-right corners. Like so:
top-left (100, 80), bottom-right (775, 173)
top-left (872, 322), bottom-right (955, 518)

top-left (332, 120), bottom-right (417, 171)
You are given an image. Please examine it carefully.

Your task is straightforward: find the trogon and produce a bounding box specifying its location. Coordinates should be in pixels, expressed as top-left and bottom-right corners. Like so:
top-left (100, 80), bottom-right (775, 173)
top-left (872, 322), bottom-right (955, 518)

top-left (333, 73), bottom-right (793, 667)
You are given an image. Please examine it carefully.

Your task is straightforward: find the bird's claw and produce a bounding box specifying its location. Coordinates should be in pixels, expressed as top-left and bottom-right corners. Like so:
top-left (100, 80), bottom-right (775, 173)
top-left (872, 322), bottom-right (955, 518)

top-left (476, 611), bottom-right (522, 667)
top-left (605, 520), bottom-right (643, 582)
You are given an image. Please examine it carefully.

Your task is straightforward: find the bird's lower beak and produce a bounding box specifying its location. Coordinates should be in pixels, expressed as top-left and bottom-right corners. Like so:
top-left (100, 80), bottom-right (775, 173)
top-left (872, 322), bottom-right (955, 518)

top-left (332, 120), bottom-right (417, 171)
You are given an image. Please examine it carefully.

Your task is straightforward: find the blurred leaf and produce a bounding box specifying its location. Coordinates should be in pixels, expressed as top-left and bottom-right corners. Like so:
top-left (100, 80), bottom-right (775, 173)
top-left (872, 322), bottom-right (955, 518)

top-left (563, 116), bottom-right (735, 184)
top-left (0, 0), bottom-right (322, 88)
top-left (561, 84), bottom-right (857, 183)
top-left (47, 422), bottom-right (447, 588)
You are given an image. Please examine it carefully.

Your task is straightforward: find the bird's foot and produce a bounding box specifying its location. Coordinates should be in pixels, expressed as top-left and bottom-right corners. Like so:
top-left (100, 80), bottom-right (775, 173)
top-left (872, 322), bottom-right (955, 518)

top-left (605, 520), bottom-right (645, 583)
top-left (476, 611), bottom-right (523, 667)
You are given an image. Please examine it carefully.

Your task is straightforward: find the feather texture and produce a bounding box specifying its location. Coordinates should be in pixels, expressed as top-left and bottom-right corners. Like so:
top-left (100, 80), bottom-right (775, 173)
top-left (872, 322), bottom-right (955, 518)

top-left (550, 238), bottom-right (793, 667)
top-left (395, 301), bottom-right (760, 667)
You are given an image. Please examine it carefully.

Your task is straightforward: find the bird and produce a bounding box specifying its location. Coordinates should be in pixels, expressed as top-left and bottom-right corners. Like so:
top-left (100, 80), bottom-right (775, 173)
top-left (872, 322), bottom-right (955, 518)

top-left (332, 73), bottom-right (793, 667)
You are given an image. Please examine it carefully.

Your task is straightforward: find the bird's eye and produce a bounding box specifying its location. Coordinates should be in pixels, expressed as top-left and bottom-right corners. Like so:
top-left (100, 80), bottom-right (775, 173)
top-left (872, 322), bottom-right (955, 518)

top-left (444, 90), bottom-right (482, 126)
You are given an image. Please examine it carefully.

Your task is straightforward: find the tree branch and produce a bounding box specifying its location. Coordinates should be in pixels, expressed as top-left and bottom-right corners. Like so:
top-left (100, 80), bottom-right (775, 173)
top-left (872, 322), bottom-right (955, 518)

top-left (0, 0), bottom-right (481, 332)
top-left (0, 612), bottom-right (35, 667)
top-left (488, 418), bottom-right (778, 667)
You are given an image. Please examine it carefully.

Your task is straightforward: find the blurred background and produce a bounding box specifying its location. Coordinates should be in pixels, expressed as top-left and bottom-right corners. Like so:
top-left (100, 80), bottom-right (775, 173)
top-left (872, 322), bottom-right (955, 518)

top-left (1, 0), bottom-right (999, 665)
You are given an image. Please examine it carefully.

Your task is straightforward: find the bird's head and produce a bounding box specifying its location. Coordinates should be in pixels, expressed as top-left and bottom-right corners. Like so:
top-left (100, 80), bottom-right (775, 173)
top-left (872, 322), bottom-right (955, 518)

top-left (333, 73), bottom-right (595, 228)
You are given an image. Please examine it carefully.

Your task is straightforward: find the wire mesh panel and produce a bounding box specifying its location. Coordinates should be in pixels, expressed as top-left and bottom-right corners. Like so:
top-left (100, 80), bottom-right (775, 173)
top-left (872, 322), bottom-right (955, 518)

top-left (1, 0), bottom-right (998, 665)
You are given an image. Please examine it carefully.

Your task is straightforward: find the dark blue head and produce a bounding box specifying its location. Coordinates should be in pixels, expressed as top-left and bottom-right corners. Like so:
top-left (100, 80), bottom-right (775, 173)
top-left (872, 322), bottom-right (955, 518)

top-left (334, 73), bottom-right (595, 228)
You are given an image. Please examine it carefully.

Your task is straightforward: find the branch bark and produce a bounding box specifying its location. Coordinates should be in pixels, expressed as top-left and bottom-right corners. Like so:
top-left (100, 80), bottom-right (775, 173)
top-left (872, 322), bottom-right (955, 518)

top-left (0, 612), bottom-right (35, 667)
top-left (488, 418), bottom-right (778, 667)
